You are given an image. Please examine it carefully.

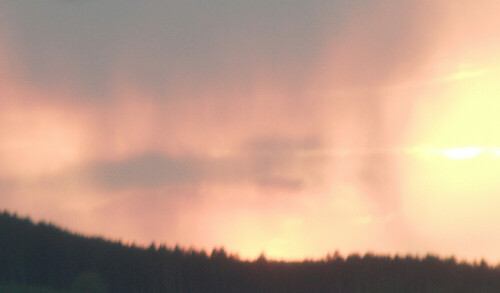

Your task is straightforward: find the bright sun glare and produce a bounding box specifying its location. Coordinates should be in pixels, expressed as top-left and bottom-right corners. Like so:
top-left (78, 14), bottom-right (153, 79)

top-left (442, 147), bottom-right (483, 160)
top-left (416, 147), bottom-right (500, 160)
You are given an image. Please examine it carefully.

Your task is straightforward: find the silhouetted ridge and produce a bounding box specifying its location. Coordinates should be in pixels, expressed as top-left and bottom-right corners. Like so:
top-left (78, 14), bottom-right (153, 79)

top-left (1, 210), bottom-right (499, 292)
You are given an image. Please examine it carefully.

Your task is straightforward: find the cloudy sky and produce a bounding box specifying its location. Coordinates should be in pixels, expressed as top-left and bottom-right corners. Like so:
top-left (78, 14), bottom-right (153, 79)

top-left (1, 0), bottom-right (499, 261)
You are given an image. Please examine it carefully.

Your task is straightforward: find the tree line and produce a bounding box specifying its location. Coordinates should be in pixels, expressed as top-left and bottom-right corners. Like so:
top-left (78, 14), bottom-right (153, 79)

top-left (1, 210), bottom-right (499, 292)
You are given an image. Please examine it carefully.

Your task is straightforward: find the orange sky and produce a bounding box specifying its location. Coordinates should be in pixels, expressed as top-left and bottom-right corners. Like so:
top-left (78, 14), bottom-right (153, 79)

top-left (0, 0), bottom-right (499, 262)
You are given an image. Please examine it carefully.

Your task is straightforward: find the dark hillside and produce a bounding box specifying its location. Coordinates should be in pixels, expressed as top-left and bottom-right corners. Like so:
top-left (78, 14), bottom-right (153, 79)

top-left (1, 211), bottom-right (499, 292)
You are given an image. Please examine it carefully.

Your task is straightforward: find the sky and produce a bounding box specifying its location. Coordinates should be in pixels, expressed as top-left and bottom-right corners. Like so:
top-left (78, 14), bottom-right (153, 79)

top-left (1, 0), bottom-right (499, 261)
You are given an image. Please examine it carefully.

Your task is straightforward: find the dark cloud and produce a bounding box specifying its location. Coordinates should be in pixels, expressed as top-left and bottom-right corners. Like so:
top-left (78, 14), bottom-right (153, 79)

top-left (87, 154), bottom-right (205, 189)
top-left (243, 136), bottom-right (325, 183)
top-left (0, 0), bottom-right (439, 99)
top-left (77, 152), bottom-right (276, 191)
top-left (325, 0), bottom-right (441, 88)
top-left (246, 136), bottom-right (321, 155)
top-left (74, 136), bottom-right (325, 191)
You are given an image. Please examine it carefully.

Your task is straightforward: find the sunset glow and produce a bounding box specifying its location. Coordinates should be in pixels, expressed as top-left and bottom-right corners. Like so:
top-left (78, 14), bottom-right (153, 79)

top-left (1, 0), bottom-right (499, 262)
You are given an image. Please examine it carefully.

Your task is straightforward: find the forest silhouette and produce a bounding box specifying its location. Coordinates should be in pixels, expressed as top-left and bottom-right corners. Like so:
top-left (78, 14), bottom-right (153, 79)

top-left (1, 210), bottom-right (500, 292)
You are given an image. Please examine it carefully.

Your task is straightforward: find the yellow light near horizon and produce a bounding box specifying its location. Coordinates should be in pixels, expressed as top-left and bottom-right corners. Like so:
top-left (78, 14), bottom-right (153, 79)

top-left (402, 58), bottom-right (500, 260)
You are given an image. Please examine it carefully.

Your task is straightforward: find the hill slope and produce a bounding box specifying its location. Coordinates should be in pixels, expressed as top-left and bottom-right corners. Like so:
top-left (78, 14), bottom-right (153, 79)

top-left (1, 210), bottom-right (499, 292)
